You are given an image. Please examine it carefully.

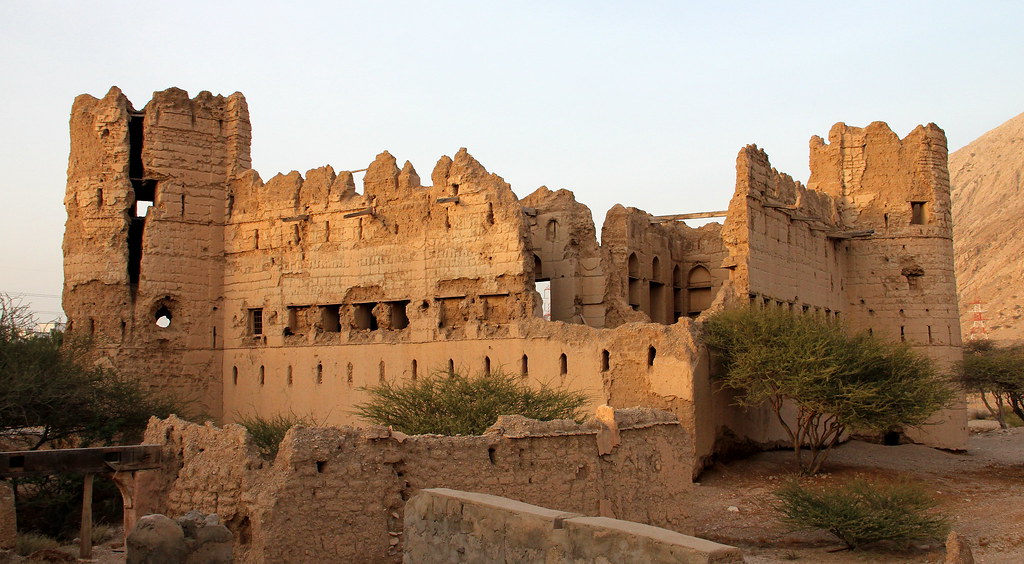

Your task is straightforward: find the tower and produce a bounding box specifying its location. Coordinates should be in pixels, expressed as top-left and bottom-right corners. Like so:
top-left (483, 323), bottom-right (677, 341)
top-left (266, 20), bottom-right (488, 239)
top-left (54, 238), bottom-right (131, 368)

top-left (63, 87), bottom-right (251, 417)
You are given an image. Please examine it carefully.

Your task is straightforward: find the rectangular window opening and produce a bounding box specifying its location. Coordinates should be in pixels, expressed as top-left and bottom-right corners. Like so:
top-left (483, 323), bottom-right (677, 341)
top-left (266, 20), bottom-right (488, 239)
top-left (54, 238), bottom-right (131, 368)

top-left (910, 201), bottom-right (927, 225)
top-left (286, 306), bottom-right (311, 336)
top-left (388, 301), bottom-right (410, 329)
top-left (249, 308), bottom-right (264, 336)
top-left (353, 303), bottom-right (378, 331)
top-left (320, 305), bottom-right (342, 332)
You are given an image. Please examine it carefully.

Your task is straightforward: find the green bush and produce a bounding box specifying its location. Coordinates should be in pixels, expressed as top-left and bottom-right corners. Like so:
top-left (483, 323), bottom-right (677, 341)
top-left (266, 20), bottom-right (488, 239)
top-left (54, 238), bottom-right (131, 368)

top-left (236, 412), bottom-right (309, 459)
top-left (1, 293), bottom-right (188, 538)
top-left (703, 306), bottom-right (953, 474)
top-left (775, 477), bottom-right (948, 550)
top-left (959, 340), bottom-right (1024, 427)
top-left (354, 369), bottom-right (589, 435)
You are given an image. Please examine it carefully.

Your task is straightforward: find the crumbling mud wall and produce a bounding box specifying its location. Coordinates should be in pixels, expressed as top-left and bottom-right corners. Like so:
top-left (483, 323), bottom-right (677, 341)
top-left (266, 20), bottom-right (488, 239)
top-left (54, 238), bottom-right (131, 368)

top-left (601, 206), bottom-right (729, 328)
top-left (136, 410), bottom-right (692, 564)
top-left (521, 187), bottom-right (606, 326)
top-left (724, 145), bottom-right (846, 314)
top-left (63, 87), bottom-right (967, 468)
top-left (64, 87), bottom-right (250, 415)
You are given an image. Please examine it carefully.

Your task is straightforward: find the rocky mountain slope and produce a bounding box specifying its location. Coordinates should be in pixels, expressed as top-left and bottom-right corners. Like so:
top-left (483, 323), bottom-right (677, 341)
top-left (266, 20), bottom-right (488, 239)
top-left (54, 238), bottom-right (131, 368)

top-left (950, 112), bottom-right (1024, 343)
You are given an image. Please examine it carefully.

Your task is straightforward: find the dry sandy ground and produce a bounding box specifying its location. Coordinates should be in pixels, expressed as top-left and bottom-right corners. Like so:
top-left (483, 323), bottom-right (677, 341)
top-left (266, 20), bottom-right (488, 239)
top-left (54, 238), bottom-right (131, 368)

top-left (682, 426), bottom-right (1024, 563)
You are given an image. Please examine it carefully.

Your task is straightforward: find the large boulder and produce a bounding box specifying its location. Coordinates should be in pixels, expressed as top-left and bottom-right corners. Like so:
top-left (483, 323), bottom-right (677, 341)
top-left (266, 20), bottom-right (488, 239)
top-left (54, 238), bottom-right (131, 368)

top-left (128, 511), bottom-right (232, 564)
top-left (127, 514), bottom-right (187, 564)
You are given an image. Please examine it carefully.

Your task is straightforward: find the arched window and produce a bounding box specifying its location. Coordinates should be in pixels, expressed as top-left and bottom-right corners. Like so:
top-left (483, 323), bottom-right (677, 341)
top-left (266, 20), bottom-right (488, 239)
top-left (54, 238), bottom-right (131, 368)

top-left (672, 265), bottom-right (684, 321)
top-left (627, 253), bottom-right (641, 309)
top-left (649, 256), bottom-right (666, 323)
top-left (546, 218), bottom-right (559, 241)
top-left (687, 265), bottom-right (714, 317)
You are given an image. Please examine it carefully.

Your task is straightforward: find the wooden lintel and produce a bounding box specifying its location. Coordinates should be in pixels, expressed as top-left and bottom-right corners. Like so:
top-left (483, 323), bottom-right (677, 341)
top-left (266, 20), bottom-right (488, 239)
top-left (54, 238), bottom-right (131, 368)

top-left (281, 214), bottom-right (310, 222)
top-left (522, 207), bottom-right (538, 217)
top-left (343, 208), bottom-right (374, 219)
top-left (826, 230), bottom-right (875, 240)
top-left (436, 196), bottom-right (461, 204)
top-left (0, 445), bottom-right (162, 478)
top-left (763, 203), bottom-right (798, 210)
top-left (653, 211), bottom-right (729, 222)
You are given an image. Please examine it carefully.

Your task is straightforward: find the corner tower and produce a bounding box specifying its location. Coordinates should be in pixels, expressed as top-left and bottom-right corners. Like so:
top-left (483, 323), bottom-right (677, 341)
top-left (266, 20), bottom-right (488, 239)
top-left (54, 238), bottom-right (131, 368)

top-left (63, 87), bottom-right (251, 417)
top-left (808, 122), bottom-right (965, 448)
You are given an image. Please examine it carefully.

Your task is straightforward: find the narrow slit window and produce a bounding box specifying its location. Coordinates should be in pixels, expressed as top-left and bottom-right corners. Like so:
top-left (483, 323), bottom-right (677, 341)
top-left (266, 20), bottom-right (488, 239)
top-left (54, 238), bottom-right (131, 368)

top-left (559, 353), bottom-right (568, 375)
top-left (910, 201), bottom-right (927, 225)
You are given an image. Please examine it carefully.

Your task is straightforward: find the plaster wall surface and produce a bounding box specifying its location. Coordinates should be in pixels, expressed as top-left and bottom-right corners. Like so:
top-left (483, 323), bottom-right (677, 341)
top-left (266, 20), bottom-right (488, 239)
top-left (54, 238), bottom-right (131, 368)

top-left (403, 488), bottom-right (743, 564)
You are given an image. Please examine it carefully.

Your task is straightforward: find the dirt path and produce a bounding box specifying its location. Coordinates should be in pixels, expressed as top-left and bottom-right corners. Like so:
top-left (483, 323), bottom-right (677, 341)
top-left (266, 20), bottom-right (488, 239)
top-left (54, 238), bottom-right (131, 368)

top-left (680, 427), bottom-right (1024, 563)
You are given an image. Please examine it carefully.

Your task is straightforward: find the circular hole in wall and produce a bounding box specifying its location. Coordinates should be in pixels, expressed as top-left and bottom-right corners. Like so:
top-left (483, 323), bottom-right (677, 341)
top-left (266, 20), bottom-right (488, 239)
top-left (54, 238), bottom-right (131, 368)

top-left (155, 305), bottom-right (173, 328)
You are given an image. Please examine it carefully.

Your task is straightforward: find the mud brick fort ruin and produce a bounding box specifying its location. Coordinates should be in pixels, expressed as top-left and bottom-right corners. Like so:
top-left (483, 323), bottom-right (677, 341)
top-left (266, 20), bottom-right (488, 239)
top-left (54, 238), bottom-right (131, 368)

top-left (63, 86), bottom-right (966, 469)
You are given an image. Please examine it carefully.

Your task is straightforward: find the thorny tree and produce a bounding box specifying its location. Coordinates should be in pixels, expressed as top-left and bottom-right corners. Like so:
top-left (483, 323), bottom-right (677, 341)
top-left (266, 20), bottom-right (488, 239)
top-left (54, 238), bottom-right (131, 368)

top-left (702, 306), bottom-right (953, 474)
top-left (0, 293), bottom-right (181, 449)
top-left (959, 339), bottom-right (1024, 428)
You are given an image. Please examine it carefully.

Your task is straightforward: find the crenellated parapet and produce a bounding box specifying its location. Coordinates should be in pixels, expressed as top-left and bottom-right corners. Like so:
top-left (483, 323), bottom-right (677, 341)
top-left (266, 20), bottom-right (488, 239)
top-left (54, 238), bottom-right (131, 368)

top-left (808, 121), bottom-right (951, 232)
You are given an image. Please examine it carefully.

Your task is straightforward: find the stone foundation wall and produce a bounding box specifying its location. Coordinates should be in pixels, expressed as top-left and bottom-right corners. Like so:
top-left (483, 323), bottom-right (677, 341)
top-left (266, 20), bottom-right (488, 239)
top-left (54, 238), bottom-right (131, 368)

top-left (136, 408), bottom-right (693, 564)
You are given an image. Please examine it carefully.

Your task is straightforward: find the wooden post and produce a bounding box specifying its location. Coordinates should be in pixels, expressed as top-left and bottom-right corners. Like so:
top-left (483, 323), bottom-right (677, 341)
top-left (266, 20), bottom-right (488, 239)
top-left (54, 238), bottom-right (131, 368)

top-left (80, 473), bottom-right (93, 559)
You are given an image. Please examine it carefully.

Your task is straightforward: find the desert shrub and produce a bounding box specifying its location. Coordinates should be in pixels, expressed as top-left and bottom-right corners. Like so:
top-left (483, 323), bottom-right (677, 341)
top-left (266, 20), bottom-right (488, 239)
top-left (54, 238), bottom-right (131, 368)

top-left (354, 369), bottom-right (589, 435)
top-left (236, 412), bottom-right (309, 459)
top-left (91, 523), bottom-right (115, 544)
top-left (703, 306), bottom-right (954, 474)
top-left (16, 532), bottom-right (59, 556)
top-left (775, 477), bottom-right (948, 550)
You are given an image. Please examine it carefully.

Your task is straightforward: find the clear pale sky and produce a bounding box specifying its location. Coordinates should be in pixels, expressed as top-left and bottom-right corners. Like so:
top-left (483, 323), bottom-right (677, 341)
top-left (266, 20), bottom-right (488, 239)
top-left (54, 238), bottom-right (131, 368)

top-left (1, 1), bottom-right (1021, 323)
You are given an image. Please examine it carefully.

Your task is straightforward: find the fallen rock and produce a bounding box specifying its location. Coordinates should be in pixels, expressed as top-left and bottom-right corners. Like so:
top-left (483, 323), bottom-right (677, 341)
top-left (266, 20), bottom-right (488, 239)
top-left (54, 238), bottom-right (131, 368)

top-left (128, 514), bottom-right (188, 564)
top-left (129, 511), bottom-right (232, 564)
top-left (945, 531), bottom-right (975, 564)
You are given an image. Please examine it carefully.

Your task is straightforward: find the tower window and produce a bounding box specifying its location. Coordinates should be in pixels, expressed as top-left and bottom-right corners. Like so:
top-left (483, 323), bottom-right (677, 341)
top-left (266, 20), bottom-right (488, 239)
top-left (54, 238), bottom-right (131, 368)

top-left (910, 201), bottom-right (927, 225)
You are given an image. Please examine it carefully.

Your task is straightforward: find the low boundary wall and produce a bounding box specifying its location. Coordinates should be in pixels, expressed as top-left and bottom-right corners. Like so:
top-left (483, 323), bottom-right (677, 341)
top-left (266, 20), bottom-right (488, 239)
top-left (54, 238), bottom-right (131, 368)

top-left (137, 408), bottom-right (693, 563)
top-left (404, 488), bottom-right (743, 563)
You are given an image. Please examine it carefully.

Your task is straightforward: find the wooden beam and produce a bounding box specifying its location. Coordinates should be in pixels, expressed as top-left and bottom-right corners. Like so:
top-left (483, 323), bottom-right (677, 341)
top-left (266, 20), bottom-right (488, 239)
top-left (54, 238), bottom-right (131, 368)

top-left (343, 207), bottom-right (374, 219)
top-left (652, 211), bottom-right (729, 222)
top-left (826, 230), bottom-right (874, 240)
top-left (281, 214), bottom-right (310, 222)
top-left (435, 196), bottom-right (460, 204)
top-left (0, 445), bottom-right (162, 478)
top-left (80, 473), bottom-right (93, 559)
